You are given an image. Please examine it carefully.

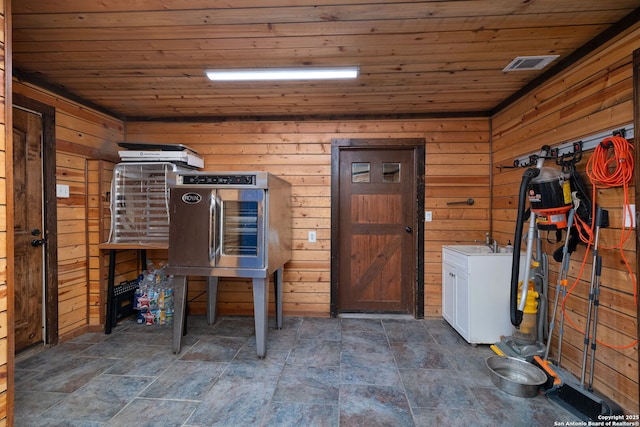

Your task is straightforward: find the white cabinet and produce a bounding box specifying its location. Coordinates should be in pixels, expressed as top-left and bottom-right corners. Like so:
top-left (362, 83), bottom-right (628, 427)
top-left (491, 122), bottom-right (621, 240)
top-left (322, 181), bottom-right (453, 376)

top-left (442, 260), bottom-right (469, 338)
top-left (442, 246), bottom-right (520, 344)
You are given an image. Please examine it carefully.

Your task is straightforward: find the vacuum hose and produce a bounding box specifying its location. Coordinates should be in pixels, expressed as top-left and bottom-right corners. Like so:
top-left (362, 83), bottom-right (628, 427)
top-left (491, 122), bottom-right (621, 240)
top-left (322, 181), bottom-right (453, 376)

top-left (510, 167), bottom-right (541, 327)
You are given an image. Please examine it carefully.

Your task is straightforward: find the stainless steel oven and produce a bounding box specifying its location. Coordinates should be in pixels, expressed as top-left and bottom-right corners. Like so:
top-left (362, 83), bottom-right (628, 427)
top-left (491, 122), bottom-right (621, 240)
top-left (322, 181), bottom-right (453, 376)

top-left (166, 171), bottom-right (291, 358)
top-left (168, 172), bottom-right (291, 275)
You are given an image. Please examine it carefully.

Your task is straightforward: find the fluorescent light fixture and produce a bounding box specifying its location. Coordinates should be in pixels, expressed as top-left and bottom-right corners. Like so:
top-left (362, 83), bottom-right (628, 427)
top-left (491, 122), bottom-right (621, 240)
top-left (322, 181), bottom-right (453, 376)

top-left (205, 66), bottom-right (359, 81)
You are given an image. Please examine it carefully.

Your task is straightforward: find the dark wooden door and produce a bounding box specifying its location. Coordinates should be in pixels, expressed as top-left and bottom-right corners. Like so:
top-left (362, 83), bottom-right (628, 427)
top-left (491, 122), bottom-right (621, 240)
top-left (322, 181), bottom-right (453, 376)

top-left (13, 106), bottom-right (45, 351)
top-left (337, 147), bottom-right (416, 313)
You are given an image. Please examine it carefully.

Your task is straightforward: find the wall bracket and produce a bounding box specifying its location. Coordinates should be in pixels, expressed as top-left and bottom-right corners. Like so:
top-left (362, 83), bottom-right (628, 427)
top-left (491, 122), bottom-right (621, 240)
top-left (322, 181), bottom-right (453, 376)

top-left (498, 124), bottom-right (634, 170)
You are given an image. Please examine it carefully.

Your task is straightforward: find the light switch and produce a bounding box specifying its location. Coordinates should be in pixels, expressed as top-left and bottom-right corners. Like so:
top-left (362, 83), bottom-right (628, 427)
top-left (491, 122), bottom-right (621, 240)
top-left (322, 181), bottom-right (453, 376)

top-left (308, 231), bottom-right (317, 243)
top-left (624, 204), bottom-right (635, 228)
top-left (425, 211), bottom-right (432, 222)
top-left (56, 184), bottom-right (70, 198)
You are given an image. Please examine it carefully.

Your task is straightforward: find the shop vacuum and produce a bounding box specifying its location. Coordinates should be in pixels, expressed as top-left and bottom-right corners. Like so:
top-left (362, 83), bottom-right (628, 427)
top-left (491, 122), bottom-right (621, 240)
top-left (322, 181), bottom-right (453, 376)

top-left (492, 146), bottom-right (623, 420)
top-left (492, 147), bottom-right (561, 361)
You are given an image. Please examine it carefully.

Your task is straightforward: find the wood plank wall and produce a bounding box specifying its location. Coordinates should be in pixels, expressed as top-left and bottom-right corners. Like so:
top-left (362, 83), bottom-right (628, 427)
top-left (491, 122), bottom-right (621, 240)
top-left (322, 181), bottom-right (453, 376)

top-left (86, 160), bottom-right (115, 328)
top-left (1, 0), bottom-right (9, 423)
top-left (12, 81), bottom-right (123, 339)
top-left (492, 23), bottom-right (640, 413)
top-left (125, 119), bottom-right (491, 319)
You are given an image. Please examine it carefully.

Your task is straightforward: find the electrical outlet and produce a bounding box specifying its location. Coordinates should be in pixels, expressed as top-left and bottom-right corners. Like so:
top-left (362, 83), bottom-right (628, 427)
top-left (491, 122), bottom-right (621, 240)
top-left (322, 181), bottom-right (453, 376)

top-left (425, 211), bottom-right (432, 222)
top-left (624, 204), bottom-right (636, 228)
top-left (308, 231), bottom-right (317, 243)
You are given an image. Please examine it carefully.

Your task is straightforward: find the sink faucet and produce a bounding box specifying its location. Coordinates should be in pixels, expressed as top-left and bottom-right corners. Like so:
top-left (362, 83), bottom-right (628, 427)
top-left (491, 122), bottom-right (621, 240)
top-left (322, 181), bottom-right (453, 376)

top-left (485, 232), bottom-right (498, 253)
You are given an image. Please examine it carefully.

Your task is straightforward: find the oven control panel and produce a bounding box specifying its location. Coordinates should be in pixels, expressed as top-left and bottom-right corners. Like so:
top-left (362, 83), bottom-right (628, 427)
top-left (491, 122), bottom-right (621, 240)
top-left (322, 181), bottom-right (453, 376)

top-left (178, 174), bottom-right (256, 185)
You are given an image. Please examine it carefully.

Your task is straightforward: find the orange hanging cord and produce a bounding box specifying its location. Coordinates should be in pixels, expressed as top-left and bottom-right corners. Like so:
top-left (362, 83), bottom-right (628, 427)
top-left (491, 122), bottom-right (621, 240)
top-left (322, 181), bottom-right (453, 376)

top-left (561, 135), bottom-right (637, 350)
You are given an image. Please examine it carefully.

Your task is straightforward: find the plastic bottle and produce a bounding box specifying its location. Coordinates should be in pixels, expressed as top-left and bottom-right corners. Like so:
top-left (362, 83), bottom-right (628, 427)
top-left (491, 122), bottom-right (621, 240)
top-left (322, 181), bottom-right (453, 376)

top-left (505, 240), bottom-right (514, 253)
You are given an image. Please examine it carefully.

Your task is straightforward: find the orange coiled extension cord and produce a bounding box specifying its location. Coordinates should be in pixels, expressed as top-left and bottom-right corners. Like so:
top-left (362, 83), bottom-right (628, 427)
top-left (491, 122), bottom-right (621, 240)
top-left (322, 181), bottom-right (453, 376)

top-left (563, 135), bottom-right (637, 350)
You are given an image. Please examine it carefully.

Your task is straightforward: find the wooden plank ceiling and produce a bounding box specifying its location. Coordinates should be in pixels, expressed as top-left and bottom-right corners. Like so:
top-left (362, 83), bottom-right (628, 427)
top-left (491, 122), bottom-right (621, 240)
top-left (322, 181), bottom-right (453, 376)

top-left (11, 0), bottom-right (640, 120)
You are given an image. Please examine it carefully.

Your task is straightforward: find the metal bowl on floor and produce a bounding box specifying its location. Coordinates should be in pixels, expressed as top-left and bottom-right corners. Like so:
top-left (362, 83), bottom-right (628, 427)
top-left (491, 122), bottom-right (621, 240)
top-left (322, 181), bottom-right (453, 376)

top-left (485, 355), bottom-right (547, 398)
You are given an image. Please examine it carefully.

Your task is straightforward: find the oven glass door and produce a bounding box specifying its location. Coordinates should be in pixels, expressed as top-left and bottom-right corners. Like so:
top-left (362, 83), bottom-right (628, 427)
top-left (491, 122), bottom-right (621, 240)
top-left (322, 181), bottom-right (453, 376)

top-left (217, 189), bottom-right (265, 269)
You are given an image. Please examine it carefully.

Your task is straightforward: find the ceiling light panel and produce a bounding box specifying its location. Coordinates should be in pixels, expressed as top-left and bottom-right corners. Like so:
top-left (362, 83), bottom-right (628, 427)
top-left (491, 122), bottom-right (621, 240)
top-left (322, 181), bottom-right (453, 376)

top-left (205, 67), bottom-right (359, 81)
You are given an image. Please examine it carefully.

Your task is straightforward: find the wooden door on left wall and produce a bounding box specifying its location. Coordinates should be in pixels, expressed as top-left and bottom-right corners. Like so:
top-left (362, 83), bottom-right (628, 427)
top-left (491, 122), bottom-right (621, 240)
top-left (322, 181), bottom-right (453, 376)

top-left (13, 106), bottom-right (45, 352)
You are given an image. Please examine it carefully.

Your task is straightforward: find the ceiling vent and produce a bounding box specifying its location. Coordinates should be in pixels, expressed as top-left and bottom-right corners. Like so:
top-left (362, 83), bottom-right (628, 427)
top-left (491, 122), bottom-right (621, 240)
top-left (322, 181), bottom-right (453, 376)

top-left (502, 55), bottom-right (560, 72)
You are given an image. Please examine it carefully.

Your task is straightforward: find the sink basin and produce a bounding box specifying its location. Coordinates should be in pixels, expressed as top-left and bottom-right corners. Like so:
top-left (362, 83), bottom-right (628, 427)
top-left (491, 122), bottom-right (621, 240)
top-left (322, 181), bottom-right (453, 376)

top-left (444, 245), bottom-right (501, 255)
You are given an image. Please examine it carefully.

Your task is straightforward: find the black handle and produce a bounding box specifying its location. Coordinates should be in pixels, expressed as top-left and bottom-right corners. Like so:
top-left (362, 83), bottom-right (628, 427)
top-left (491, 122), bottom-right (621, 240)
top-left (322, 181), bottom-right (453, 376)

top-left (31, 239), bottom-right (46, 247)
top-left (405, 226), bottom-right (412, 233)
top-left (595, 255), bottom-right (602, 277)
top-left (595, 206), bottom-right (603, 228)
top-left (31, 228), bottom-right (41, 236)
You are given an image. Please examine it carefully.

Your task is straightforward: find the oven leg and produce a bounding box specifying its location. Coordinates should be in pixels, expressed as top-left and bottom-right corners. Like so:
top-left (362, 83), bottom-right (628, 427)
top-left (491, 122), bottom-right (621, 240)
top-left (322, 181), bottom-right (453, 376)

top-left (274, 267), bottom-right (283, 329)
top-left (173, 275), bottom-right (188, 354)
top-left (252, 277), bottom-right (269, 358)
top-left (207, 276), bottom-right (218, 325)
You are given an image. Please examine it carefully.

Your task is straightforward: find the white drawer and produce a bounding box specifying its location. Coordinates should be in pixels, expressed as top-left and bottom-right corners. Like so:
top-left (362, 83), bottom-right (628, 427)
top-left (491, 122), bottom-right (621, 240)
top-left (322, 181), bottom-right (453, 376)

top-left (442, 247), bottom-right (467, 269)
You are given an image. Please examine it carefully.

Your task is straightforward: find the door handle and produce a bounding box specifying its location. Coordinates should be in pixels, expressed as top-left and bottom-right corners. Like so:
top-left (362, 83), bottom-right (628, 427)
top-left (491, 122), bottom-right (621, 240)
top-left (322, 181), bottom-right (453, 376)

top-left (31, 239), bottom-right (46, 247)
top-left (405, 226), bottom-right (412, 233)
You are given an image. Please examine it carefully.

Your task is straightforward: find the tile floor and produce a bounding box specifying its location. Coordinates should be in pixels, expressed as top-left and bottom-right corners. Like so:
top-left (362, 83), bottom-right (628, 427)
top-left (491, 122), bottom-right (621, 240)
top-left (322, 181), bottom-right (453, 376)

top-left (15, 315), bottom-right (581, 426)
